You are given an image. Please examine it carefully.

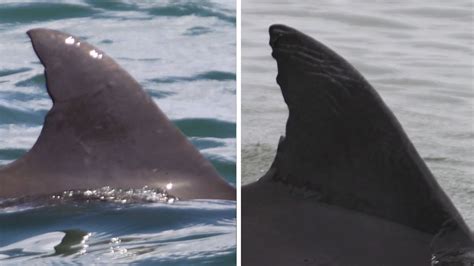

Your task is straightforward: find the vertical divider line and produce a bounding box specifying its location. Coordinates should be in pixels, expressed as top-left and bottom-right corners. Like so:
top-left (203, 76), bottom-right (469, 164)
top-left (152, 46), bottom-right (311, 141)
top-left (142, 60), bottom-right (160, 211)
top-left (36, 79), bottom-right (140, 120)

top-left (236, 0), bottom-right (242, 265)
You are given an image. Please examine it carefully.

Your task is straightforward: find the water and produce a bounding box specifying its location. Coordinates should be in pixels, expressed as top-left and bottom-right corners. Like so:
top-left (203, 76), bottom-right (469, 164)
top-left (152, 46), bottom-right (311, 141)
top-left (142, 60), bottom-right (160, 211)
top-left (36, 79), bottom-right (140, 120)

top-left (0, 0), bottom-right (236, 264)
top-left (242, 0), bottom-right (474, 228)
top-left (0, 197), bottom-right (235, 265)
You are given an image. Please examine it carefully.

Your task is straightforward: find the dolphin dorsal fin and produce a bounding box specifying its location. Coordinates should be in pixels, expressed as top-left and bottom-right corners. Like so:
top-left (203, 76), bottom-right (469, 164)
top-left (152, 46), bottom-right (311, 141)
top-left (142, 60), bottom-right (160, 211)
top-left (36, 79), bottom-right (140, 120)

top-left (264, 24), bottom-right (470, 238)
top-left (0, 29), bottom-right (234, 200)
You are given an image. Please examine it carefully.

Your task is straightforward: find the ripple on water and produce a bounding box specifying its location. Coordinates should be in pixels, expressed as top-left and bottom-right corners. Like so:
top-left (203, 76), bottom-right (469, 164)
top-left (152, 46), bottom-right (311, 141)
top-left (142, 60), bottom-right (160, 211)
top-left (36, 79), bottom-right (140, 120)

top-left (184, 26), bottom-right (213, 36)
top-left (390, 6), bottom-right (472, 19)
top-left (0, 3), bottom-right (98, 24)
top-left (150, 71), bottom-right (236, 84)
top-left (0, 148), bottom-right (26, 162)
top-left (206, 155), bottom-right (236, 184)
top-left (0, 105), bottom-right (46, 125)
top-left (147, 2), bottom-right (236, 24)
top-left (99, 39), bottom-right (114, 44)
top-left (0, 199), bottom-right (236, 264)
top-left (174, 118), bottom-right (236, 138)
top-left (0, 68), bottom-right (31, 78)
top-left (317, 11), bottom-right (415, 29)
top-left (14, 74), bottom-right (45, 88)
top-left (83, 0), bottom-right (139, 12)
top-left (145, 89), bottom-right (176, 99)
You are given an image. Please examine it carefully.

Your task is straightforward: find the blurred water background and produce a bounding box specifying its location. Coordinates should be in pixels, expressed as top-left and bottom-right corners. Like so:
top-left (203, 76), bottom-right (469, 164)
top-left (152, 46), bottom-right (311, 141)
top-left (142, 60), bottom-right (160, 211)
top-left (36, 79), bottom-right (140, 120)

top-left (0, 0), bottom-right (236, 265)
top-left (242, 0), bottom-right (473, 228)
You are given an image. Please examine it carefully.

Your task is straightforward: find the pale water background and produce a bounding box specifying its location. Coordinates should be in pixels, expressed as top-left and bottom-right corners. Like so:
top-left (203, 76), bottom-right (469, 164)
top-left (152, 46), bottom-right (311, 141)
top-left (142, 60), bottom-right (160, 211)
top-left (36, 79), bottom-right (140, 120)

top-left (0, 0), bottom-right (236, 265)
top-left (242, 0), bottom-right (474, 229)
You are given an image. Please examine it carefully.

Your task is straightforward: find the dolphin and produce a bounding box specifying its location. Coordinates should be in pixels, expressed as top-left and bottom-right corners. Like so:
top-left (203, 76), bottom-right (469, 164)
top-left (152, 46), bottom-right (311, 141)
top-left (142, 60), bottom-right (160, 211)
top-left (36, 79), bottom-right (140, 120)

top-left (0, 29), bottom-right (235, 200)
top-left (242, 25), bottom-right (473, 265)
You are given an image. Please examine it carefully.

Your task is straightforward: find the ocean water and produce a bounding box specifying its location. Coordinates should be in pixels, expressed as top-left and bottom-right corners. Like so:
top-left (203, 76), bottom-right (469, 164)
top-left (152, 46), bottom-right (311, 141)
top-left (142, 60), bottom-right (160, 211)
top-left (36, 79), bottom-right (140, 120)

top-left (242, 0), bottom-right (474, 229)
top-left (0, 0), bottom-right (236, 265)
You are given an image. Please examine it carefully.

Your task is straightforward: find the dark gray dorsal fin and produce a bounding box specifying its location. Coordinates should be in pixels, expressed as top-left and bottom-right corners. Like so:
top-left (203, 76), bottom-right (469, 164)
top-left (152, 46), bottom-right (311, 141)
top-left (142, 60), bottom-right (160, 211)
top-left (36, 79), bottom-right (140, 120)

top-left (265, 24), bottom-right (470, 240)
top-left (0, 28), bottom-right (234, 200)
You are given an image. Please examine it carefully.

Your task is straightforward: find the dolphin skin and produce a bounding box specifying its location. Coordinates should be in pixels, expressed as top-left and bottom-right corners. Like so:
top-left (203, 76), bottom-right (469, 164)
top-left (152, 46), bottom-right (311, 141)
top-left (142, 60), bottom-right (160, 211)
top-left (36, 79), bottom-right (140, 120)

top-left (242, 25), bottom-right (473, 265)
top-left (0, 29), bottom-right (235, 200)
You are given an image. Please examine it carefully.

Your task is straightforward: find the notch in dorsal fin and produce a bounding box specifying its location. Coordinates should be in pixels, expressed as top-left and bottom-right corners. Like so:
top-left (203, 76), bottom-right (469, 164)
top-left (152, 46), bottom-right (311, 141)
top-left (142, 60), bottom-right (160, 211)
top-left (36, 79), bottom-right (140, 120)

top-left (264, 24), bottom-right (471, 242)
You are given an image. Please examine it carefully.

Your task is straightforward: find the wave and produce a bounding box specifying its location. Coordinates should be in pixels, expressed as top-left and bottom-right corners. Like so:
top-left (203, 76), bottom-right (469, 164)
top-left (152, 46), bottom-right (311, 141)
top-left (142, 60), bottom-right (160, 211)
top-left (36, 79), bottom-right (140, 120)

top-left (0, 68), bottom-right (31, 78)
top-left (0, 3), bottom-right (98, 24)
top-left (150, 71), bottom-right (236, 84)
top-left (174, 118), bottom-right (235, 138)
top-left (0, 105), bottom-right (46, 125)
top-left (148, 1), bottom-right (235, 24)
top-left (206, 154), bottom-right (236, 184)
top-left (0, 201), bottom-right (236, 264)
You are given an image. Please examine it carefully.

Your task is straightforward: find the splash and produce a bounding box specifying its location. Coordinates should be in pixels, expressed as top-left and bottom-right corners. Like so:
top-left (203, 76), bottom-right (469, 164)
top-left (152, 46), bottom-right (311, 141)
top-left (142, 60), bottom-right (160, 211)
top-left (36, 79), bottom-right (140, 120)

top-left (0, 186), bottom-right (178, 210)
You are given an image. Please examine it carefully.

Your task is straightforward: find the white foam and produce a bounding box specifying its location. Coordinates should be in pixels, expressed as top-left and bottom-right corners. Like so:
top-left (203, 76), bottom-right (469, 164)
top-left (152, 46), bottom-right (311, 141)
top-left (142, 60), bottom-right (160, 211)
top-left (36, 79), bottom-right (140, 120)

top-left (99, 222), bottom-right (236, 262)
top-left (198, 137), bottom-right (236, 162)
top-left (0, 159), bottom-right (13, 165)
top-left (0, 231), bottom-right (65, 254)
top-left (0, 98), bottom-right (51, 112)
top-left (0, 125), bottom-right (41, 150)
top-left (153, 80), bottom-right (235, 122)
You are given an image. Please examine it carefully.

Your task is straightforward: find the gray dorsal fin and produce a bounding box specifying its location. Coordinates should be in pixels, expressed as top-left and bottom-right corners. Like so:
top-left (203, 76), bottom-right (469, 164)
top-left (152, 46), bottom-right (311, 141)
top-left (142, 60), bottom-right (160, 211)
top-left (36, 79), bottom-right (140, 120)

top-left (0, 28), bottom-right (234, 200)
top-left (264, 24), bottom-right (471, 238)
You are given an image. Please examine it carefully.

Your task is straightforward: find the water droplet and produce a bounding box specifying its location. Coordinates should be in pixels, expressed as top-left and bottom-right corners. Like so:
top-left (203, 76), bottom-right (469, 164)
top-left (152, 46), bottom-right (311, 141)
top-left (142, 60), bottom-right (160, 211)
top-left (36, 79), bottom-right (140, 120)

top-left (83, 233), bottom-right (91, 242)
top-left (89, 49), bottom-right (99, 59)
top-left (65, 36), bottom-right (75, 45)
top-left (166, 183), bottom-right (173, 190)
top-left (111, 237), bottom-right (121, 244)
